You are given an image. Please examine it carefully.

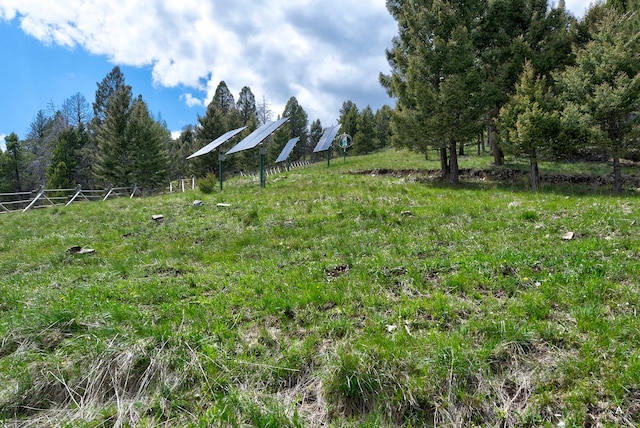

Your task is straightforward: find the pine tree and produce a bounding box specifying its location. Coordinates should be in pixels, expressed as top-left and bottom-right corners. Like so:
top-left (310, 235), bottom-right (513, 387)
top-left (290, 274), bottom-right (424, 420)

top-left (213, 81), bottom-right (236, 114)
top-left (498, 63), bottom-right (561, 190)
top-left (556, 9), bottom-right (640, 192)
top-left (374, 106), bottom-right (393, 150)
top-left (128, 98), bottom-right (170, 189)
top-left (309, 119), bottom-right (323, 154)
top-left (237, 86), bottom-right (257, 125)
top-left (93, 66), bottom-right (126, 125)
top-left (275, 97), bottom-right (308, 162)
top-left (95, 84), bottom-right (133, 186)
top-left (47, 127), bottom-right (83, 189)
top-left (354, 106), bottom-right (376, 155)
top-left (4, 133), bottom-right (24, 191)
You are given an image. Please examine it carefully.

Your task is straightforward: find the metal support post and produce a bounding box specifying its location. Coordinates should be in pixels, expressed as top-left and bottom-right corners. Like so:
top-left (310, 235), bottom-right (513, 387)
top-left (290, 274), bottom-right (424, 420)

top-left (259, 146), bottom-right (267, 188)
top-left (218, 153), bottom-right (226, 191)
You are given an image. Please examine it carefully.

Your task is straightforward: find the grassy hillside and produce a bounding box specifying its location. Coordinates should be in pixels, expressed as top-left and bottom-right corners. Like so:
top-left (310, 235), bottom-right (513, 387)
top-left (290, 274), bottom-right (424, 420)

top-left (1, 149), bottom-right (639, 427)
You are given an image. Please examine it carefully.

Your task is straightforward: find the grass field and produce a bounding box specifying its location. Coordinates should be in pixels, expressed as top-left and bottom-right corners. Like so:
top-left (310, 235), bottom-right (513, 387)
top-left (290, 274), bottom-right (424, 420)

top-left (1, 149), bottom-right (639, 427)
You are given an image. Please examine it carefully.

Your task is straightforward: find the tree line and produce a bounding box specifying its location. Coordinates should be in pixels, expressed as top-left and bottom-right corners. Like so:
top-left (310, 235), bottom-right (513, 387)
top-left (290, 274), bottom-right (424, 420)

top-left (382, 0), bottom-right (640, 191)
top-left (1, 67), bottom-right (393, 193)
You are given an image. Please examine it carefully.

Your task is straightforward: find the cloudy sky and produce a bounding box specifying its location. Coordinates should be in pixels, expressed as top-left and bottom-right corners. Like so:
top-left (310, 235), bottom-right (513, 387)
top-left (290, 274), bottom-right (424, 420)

top-left (1, 0), bottom-right (592, 150)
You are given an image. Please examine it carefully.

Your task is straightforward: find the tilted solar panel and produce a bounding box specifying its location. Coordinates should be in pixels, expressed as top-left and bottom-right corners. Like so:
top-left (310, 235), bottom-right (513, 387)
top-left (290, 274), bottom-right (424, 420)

top-left (186, 126), bottom-right (247, 159)
top-left (275, 137), bottom-right (300, 163)
top-left (226, 117), bottom-right (290, 155)
top-left (313, 125), bottom-right (341, 153)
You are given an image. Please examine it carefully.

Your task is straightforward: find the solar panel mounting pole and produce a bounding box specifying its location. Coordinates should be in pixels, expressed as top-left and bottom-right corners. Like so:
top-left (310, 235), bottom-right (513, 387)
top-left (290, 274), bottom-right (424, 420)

top-left (218, 152), bottom-right (226, 191)
top-left (327, 146), bottom-right (332, 167)
top-left (259, 146), bottom-right (267, 188)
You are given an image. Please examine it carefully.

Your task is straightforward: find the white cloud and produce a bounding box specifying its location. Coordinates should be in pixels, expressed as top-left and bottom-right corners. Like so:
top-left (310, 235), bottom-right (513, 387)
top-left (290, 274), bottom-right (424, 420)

top-left (0, 0), bottom-right (397, 125)
top-left (0, 0), bottom-right (592, 126)
top-left (0, 134), bottom-right (6, 152)
top-left (181, 93), bottom-right (205, 108)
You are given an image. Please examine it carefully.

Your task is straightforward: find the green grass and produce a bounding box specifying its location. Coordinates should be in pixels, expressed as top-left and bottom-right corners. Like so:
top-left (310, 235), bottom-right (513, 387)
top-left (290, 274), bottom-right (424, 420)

top-left (1, 148), bottom-right (640, 427)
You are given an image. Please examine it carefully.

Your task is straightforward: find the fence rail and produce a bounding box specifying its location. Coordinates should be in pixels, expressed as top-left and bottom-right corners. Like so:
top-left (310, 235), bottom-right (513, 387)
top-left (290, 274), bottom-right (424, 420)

top-left (0, 184), bottom-right (139, 214)
top-left (0, 177), bottom-right (200, 214)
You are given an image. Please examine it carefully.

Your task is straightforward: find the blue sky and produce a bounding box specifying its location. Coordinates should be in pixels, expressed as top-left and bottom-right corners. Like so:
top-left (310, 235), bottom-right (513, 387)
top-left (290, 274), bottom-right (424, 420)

top-left (0, 0), bottom-right (592, 151)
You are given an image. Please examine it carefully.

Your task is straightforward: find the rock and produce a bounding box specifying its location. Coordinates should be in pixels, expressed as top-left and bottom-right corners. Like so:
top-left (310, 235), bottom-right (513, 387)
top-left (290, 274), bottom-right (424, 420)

top-left (66, 245), bottom-right (95, 254)
top-left (192, 200), bottom-right (204, 207)
top-left (562, 231), bottom-right (575, 240)
top-left (152, 214), bottom-right (164, 221)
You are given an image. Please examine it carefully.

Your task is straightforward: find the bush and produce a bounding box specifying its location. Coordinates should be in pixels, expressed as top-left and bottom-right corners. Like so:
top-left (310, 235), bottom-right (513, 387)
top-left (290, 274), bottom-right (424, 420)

top-left (198, 173), bottom-right (217, 194)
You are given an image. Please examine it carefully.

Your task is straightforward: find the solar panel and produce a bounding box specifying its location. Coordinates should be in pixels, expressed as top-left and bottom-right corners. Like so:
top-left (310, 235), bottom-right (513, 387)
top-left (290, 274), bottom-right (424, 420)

top-left (313, 125), bottom-right (341, 153)
top-left (226, 117), bottom-right (290, 155)
top-left (186, 126), bottom-right (247, 159)
top-left (275, 137), bottom-right (300, 163)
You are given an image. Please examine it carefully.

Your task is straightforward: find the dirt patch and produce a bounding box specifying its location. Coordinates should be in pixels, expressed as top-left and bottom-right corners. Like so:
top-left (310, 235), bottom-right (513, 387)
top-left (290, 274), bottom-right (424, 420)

top-left (352, 168), bottom-right (640, 187)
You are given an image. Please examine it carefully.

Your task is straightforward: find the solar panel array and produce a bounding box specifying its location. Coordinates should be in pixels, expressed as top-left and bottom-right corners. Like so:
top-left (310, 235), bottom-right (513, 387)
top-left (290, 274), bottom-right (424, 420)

top-left (186, 126), bottom-right (247, 160)
top-left (226, 117), bottom-right (290, 155)
top-left (313, 124), bottom-right (341, 153)
top-left (275, 137), bottom-right (300, 163)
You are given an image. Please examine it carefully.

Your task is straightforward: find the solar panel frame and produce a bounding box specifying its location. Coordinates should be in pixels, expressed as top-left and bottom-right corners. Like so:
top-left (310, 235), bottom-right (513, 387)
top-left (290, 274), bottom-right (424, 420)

top-left (186, 126), bottom-right (247, 159)
top-left (313, 125), bottom-right (341, 153)
top-left (275, 137), bottom-right (300, 163)
top-left (226, 117), bottom-right (290, 155)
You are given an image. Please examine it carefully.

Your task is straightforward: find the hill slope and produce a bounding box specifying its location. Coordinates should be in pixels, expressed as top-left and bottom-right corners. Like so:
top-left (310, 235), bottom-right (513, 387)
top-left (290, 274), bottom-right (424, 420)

top-left (1, 150), bottom-right (639, 427)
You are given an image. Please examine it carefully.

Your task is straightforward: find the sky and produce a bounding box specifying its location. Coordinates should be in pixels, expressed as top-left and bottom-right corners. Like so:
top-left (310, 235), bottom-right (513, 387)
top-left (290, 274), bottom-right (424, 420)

top-left (0, 0), bottom-right (592, 151)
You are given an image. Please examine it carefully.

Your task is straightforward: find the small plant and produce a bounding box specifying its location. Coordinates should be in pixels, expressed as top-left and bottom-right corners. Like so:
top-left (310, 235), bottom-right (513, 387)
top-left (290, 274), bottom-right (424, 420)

top-left (198, 173), bottom-right (217, 194)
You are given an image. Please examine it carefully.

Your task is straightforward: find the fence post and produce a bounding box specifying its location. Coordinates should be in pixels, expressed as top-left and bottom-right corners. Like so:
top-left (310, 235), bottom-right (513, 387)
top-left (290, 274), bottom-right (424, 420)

top-left (192, 176), bottom-right (195, 190)
top-left (103, 184), bottom-right (114, 201)
top-left (66, 184), bottom-right (83, 206)
top-left (22, 186), bottom-right (45, 213)
top-left (130, 183), bottom-right (138, 198)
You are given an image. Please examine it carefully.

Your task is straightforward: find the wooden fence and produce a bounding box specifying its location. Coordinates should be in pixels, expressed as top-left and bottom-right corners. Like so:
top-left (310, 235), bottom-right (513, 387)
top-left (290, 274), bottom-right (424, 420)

top-left (0, 184), bottom-right (140, 214)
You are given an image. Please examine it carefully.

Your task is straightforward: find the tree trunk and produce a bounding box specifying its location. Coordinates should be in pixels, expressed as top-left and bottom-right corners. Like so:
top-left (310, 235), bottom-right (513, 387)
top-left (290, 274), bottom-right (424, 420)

top-left (459, 142), bottom-right (465, 156)
top-left (613, 154), bottom-right (622, 193)
top-left (449, 138), bottom-right (459, 185)
top-left (11, 152), bottom-right (22, 192)
top-left (488, 123), bottom-right (503, 166)
top-left (440, 146), bottom-right (448, 179)
top-left (529, 150), bottom-right (539, 191)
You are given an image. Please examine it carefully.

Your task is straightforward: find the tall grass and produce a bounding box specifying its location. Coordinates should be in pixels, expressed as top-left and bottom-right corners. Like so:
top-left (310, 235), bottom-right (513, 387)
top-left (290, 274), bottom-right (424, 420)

top-left (1, 149), bottom-right (639, 426)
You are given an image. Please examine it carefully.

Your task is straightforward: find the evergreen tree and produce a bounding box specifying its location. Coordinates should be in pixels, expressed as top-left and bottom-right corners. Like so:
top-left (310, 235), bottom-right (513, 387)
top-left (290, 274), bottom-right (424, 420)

top-left (95, 84), bottom-right (133, 185)
top-left (237, 86), bottom-right (258, 125)
top-left (383, 0), bottom-right (486, 183)
top-left (374, 106), bottom-right (393, 150)
top-left (354, 106), bottom-right (376, 155)
top-left (128, 97), bottom-right (170, 189)
top-left (4, 133), bottom-right (25, 191)
top-left (309, 119), bottom-right (323, 154)
top-left (556, 9), bottom-right (640, 192)
top-left (339, 101), bottom-right (359, 149)
top-left (48, 128), bottom-right (79, 190)
top-left (194, 98), bottom-right (229, 177)
top-left (93, 66), bottom-right (126, 125)
top-left (213, 81), bottom-right (236, 114)
top-left (498, 62), bottom-right (561, 190)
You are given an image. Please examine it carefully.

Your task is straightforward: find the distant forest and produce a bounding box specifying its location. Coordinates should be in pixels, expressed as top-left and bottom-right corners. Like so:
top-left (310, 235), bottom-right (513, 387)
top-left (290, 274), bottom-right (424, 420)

top-left (0, 67), bottom-right (392, 193)
top-left (2, 0), bottom-right (640, 193)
